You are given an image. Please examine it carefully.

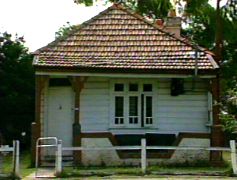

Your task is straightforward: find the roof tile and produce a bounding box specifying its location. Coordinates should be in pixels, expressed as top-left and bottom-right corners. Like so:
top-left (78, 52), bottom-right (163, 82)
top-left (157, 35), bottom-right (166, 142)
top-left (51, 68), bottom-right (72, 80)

top-left (34, 3), bottom-right (218, 71)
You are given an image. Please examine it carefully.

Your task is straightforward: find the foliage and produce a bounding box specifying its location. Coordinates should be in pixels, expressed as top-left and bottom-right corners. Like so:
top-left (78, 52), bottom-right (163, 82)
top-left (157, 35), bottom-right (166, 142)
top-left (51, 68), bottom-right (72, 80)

top-left (0, 32), bottom-right (34, 148)
top-left (182, 0), bottom-right (237, 120)
top-left (75, 0), bottom-right (173, 18)
top-left (137, 0), bottom-right (172, 18)
top-left (55, 22), bottom-right (77, 40)
top-left (222, 0), bottom-right (237, 21)
top-left (221, 114), bottom-right (237, 140)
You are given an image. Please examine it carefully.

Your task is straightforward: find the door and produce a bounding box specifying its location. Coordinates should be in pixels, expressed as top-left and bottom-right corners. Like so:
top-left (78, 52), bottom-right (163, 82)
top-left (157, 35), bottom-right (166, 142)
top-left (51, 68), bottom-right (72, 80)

top-left (127, 83), bottom-right (154, 128)
top-left (47, 87), bottom-right (74, 155)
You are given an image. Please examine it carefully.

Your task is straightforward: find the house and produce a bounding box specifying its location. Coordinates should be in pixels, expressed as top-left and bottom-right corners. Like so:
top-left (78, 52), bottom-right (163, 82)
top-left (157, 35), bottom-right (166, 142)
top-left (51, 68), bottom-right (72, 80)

top-left (32, 3), bottom-right (224, 166)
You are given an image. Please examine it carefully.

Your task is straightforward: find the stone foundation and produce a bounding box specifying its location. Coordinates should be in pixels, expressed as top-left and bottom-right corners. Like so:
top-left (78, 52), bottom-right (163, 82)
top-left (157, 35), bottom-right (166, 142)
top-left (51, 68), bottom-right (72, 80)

top-left (81, 138), bottom-right (122, 166)
top-left (81, 137), bottom-right (210, 166)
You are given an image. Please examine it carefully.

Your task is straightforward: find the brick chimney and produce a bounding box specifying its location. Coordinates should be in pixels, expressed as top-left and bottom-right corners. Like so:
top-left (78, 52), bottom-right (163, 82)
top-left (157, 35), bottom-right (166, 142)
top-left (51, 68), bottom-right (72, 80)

top-left (156, 19), bottom-right (164, 28)
top-left (163, 9), bottom-right (181, 37)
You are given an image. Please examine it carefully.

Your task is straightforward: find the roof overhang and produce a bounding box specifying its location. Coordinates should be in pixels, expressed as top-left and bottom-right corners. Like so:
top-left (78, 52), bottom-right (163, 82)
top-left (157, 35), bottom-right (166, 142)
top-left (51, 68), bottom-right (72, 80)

top-left (35, 66), bottom-right (217, 78)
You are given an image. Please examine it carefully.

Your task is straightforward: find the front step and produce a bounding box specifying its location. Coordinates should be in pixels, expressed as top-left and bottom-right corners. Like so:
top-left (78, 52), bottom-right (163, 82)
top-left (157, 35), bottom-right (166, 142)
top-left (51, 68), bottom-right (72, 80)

top-left (41, 155), bottom-right (73, 167)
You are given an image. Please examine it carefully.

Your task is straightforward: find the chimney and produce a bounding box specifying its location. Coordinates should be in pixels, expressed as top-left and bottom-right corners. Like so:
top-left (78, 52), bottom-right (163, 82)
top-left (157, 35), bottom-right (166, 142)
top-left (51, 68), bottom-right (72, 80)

top-left (156, 19), bottom-right (164, 28)
top-left (164, 9), bottom-right (181, 37)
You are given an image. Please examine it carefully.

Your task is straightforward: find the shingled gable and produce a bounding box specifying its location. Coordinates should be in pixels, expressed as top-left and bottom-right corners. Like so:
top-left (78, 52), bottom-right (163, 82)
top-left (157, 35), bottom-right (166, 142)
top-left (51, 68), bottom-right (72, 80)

top-left (33, 3), bottom-right (219, 74)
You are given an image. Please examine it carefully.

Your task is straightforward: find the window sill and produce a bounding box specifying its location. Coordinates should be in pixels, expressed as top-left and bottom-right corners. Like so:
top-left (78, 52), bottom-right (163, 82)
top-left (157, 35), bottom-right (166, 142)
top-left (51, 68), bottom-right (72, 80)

top-left (109, 127), bottom-right (159, 130)
top-left (205, 123), bottom-right (212, 127)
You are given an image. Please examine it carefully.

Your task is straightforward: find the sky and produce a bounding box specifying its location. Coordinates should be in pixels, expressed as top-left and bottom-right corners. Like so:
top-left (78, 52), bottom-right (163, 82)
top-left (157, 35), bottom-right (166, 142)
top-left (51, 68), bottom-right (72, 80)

top-left (0, 0), bottom-right (224, 52)
top-left (0, 0), bottom-right (110, 52)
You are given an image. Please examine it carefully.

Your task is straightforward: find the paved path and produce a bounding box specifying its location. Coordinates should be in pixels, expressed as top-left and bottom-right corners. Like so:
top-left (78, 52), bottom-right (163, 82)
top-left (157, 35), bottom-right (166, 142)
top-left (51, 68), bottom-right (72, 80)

top-left (25, 168), bottom-right (55, 179)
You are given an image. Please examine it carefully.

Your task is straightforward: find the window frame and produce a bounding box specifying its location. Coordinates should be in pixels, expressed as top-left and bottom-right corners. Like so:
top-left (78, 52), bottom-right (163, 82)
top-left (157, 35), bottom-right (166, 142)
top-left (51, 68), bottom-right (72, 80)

top-left (110, 80), bottom-right (157, 128)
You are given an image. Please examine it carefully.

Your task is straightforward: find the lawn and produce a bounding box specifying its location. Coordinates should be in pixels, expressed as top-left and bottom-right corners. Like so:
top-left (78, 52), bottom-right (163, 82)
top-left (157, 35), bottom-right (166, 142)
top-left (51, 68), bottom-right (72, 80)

top-left (1, 151), bottom-right (35, 178)
top-left (0, 151), bottom-right (234, 179)
top-left (59, 165), bottom-right (231, 178)
top-left (58, 151), bottom-right (233, 178)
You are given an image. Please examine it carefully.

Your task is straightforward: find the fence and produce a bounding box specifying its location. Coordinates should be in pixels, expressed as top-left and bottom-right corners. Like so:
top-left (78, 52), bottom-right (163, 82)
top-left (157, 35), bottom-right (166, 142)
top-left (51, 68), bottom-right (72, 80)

top-left (51, 139), bottom-right (237, 176)
top-left (0, 140), bottom-right (20, 178)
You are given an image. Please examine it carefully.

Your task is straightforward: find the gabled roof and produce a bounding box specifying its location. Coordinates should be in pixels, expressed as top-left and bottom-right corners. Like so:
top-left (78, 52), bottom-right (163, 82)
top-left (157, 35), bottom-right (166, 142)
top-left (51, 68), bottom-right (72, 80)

top-left (33, 3), bottom-right (218, 73)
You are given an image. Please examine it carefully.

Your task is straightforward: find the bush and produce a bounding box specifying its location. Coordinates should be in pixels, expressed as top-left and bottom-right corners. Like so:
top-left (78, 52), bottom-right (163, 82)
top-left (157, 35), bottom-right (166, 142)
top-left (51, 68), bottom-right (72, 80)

top-left (221, 114), bottom-right (237, 141)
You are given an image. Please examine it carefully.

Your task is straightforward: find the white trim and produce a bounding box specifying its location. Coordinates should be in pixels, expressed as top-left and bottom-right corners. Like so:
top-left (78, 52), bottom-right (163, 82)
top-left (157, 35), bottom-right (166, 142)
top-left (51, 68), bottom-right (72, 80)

top-left (109, 80), bottom-right (157, 129)
top-left (35, 71), bottom-right (216, 79)
top-left (206, 91), bottom-right (213, 130)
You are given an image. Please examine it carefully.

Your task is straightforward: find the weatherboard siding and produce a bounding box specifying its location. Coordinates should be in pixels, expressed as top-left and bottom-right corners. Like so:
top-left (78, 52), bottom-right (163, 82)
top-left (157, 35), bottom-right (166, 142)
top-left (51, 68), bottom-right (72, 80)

top-left (42, 77), bottom-right (209, 137)
top-left (80, 77), bottom-right (209, 134)
top-left (80, 77), bottom-right (110, 132)
top-left (156, 79), bottom-right (209, 133)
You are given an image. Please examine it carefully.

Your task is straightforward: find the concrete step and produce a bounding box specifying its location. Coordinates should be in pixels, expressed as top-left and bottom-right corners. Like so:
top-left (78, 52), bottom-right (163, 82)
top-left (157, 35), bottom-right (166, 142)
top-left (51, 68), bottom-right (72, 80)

top-left (41, 155), bottom-right (73, 167)
top-left (41, 161), bottom-right (73, 167)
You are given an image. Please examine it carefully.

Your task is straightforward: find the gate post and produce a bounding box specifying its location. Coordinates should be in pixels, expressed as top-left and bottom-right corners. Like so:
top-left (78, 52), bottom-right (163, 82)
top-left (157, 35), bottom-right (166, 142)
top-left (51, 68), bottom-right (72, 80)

top-left (13, 140), bottom-right (20, 178)
top-left (55, 140), bottom-right (62, 176)
top-left (141, 138), bottom-right (147, 174)
top-left (230, 140), bottom-right (237, 175)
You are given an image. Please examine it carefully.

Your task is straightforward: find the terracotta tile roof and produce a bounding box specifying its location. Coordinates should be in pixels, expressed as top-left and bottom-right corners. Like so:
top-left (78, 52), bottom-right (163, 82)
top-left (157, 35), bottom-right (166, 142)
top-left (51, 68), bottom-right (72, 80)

top-left (33, 4), bottom-right (218, 72)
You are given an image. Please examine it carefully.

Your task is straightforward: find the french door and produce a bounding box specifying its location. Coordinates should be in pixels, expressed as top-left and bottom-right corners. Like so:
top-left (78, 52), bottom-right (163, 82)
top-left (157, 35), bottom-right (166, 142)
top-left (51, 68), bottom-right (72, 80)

top-left (128, 93), bottom-right (153, 128)
top-left (113, 82), bottom-right (154, 128)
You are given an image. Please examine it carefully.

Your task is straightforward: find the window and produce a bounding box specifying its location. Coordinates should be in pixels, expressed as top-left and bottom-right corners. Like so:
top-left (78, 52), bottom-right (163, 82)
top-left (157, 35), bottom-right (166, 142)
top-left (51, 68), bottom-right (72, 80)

top-left (143, 84), bottom-right (152, 92)
top-left (129, 83), bottom-right (138, 91)
top-left (112, 82), bottom-right (155, 127)
top-left (115, 96), bottom-right (124, 124)
top-left (114, 83), bottom-right (124, 91)
top-left (145, 96), bottom-right (153, 125)
top-left (129, 96), bottom-right (138, 124)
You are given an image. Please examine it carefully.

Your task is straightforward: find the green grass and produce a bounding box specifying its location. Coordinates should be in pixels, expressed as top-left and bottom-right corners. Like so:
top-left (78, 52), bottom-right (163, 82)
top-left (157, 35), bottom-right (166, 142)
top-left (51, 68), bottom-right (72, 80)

top-left (2, 151), bottom-right (35, 178)
top-left (1, 151), bottom-right (233, 178)
top-left (223, 151), bottom-right (231, 163)
top-left (60, 166), bottom-right (142, 178)
top-left (59, 163), bottom-right (231, 178)
top-left (59, 152), bottom-right (232, 178)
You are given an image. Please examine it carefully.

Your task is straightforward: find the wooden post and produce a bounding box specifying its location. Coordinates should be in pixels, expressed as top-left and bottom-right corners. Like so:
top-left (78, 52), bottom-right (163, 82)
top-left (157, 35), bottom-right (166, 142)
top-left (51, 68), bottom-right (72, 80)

top-left (141, 138), bottom-right (147, 174)
top-left (31, 122), bottom-right (37, 166)
top-left (69, 76), bottom-right (87, 166)
top-left (230, 140), bottom-right (237, 175)
top-left (210, 77), bottom-right (224, 164)
top-left (55, 140), bottom-right (62, 176)
top-left (31, 75), bottom-right (48, 165)
top-left (13, 140), bottom-right (20, 178)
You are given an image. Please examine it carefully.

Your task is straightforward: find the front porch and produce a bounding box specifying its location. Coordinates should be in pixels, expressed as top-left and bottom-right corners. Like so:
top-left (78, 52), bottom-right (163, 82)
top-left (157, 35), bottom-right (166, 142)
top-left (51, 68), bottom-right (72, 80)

top-left (31, 74), bottom-right (224, 166)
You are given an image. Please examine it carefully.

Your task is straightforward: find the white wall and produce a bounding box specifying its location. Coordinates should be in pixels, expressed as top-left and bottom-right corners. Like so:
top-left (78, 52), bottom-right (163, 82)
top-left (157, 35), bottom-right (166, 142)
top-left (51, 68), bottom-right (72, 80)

top-left (80, 77), bottom-right (110, 132)
top-left (80, 77), bottom-right (210, 134)
top-left (156, 79), bottom-right (209, 133)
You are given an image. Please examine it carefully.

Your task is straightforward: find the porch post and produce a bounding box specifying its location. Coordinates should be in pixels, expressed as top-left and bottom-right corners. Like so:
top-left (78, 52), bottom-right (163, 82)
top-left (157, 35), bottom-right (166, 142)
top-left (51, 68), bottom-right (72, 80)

top-left (70, 76), bottom-right (87, 166)
top-left (31, 75), bottom-right (49, 166)
top-left (210, 76), bottom-right (224, 164)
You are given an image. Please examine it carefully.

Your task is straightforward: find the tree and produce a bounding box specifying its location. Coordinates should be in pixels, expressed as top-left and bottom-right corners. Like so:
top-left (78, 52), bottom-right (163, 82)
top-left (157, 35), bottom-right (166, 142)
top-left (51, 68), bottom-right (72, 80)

top-left (0, 32), bottom-right (34, 148)
top-left (55, 22), bottom-right (77, 40)
top-left (75, 0), bottom-right (173, 18)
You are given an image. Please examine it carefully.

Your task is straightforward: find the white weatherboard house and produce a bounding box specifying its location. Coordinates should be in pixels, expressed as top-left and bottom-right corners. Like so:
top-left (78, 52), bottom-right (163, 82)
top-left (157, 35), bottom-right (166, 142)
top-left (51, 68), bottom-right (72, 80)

top-left (32, 4), bottom-right (223, 166)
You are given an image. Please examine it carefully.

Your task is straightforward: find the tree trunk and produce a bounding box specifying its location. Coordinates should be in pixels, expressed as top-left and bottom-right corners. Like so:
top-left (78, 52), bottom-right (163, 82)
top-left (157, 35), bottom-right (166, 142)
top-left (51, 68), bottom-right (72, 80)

top-left (215, 0), bottom-right (223, 65)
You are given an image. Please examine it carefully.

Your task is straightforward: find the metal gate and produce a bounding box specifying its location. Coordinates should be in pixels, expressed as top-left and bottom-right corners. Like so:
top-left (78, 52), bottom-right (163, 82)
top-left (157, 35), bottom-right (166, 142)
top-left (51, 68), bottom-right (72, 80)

top-left (35, 137), bottom-right (58, 178)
